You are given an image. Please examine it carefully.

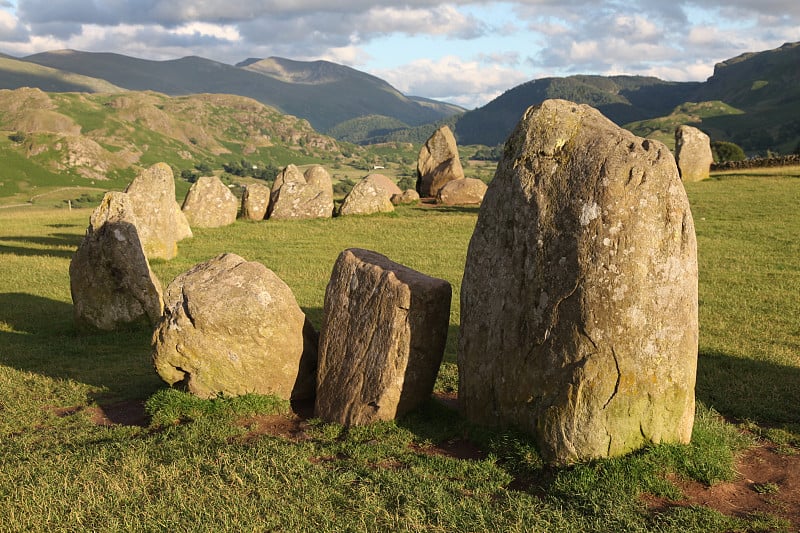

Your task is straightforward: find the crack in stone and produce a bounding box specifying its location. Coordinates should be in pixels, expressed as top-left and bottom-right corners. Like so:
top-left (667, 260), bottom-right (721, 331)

top-left (603, 347), bottom-right (621, 410)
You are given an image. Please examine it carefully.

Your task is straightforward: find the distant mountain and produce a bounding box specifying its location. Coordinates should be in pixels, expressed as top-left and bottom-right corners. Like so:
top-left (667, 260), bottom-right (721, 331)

top-left (453, 41), bottom-right (800, 154)
top-left (9, 50), bottom-right (463, 136)
top-left (0, 54), bottom-right (125, 93)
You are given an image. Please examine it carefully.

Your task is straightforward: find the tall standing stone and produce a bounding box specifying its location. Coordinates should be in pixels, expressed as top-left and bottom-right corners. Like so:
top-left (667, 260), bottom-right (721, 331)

top-left (675, 125), bottom-right (713, 182)
top-left (315, 249), bottom-right (451, 425)
top-left (240, 182), bottom-right (271, 220)
top-left (459, 100), bottom-right (698, 464)
top-left (152, 253), bottom-right (318, 400)
top-left (416, 125), bottom-right (464, 198)
top-left (268, 164), bottom-right (334, 220)
top-left (181, 176), bottom-right (239, 228)
top-left (70, 192), bottom-right (164, 332)
top-left (124, 162), bottom-right (192, 260)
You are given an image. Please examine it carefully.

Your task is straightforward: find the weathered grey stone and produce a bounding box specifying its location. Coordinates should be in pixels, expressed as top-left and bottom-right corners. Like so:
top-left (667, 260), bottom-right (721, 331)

top-left (152, 253), bottom-right (318, 400)
top-left (124, 162), bottom-right (192, 259)
top-left (339, 174), bottom-right (395, 216)
top-left (436, 178), bottom-right (487, 205)
top-left (240, 182), bottom-right (271, 220)
top-left (268, 164), bottom-right (334, 220)
top-left (70, 191), bottom-right (164, 332)
top-left (315, 248), bottom-right (451, 425)
top-left (391, 189), bottom-right (421, 205)
top-left (181, 176), bottom-right (239, 228)
top-left (416, 125), bottom-right (464, 198)
top-left (675, 125), bottom-right (713, 182)
top-left (364, 173), bottom-right (402, 197)
top-left (459, 99), bottom-right (698, 464)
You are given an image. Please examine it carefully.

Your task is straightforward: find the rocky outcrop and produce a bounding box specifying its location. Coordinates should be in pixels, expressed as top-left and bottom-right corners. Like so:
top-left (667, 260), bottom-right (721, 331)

top-left (240, 182), bottom-right (271, 220)
top-left (268, 164), bottom-right (334, 220)
top-left (315, 249), bottom-right (451, 425)
top-left (181, 176), bottom-right (239, 228)
top-left (436, 178), bottom-right (487, 205)
top-left (675, 125), bottom-right (712, 182)
top-left (459, 99), bottom-right (698, 464)
top-left (124, 162), bottom-right (192, 259)
top-left (152, 253), bottom-right (317, 400)
top-left (70, 192), bottom-right (164, 332)
top-left (339, 174), bottom-right (395, 216)
top-left (416, 125), bottom-right (464, 198)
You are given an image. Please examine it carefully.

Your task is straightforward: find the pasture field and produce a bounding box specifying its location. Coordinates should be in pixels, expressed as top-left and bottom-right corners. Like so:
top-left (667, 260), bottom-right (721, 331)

top-left (0, 169), bottom-right (798, 531)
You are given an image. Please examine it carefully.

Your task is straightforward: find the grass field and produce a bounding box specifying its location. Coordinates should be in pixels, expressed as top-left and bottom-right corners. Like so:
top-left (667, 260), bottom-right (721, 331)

top-left (0, 168), bottom-right (798, 531)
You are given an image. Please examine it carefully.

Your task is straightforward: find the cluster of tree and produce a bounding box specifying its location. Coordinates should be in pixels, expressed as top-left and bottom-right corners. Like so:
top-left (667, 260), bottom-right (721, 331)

top-left (710, 141), bottom-right (746, 163)
top-left (222, 159), bottom-right (280, 181)
top-left (471, 145), bottom-right (503, 161)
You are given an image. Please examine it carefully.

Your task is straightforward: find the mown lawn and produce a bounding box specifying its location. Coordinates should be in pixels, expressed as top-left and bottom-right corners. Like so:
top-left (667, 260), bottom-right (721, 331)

top-left (0, 168), bottom-right (798, 531)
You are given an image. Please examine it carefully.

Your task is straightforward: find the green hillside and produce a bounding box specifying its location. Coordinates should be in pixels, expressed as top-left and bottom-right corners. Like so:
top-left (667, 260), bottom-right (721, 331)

top-left (0, 88), bottom-right (342, 204)
top-left (452, 41), bottom-right (800, 155)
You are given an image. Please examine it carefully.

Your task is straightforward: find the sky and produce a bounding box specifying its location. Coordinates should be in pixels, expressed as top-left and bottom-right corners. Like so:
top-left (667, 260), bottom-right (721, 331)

top-left (0, 1), bottom-right (797, 109)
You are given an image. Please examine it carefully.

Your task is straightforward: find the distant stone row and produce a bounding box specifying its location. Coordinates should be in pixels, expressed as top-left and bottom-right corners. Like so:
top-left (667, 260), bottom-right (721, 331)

top-left (70, 99), bottom-right (700, 466)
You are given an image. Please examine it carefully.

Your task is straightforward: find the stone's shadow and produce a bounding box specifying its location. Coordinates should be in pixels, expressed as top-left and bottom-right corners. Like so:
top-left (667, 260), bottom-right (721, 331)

top-left (0, 243), bottom-right (75, 259)
top-left (696, 350), bottom-right (800, 426)
top-left (410, 204), bottom-right (481, 215)
top-left (0, 292), bottom-right (163, 401)
top-left (2, 233), bottom-right (83, 248)
top-left (0, 231), bottom-right (82, 259)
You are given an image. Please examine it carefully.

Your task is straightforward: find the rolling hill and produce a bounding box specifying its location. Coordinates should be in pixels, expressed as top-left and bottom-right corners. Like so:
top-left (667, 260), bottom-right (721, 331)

top-left (0, 87), bottom-right (342, 203)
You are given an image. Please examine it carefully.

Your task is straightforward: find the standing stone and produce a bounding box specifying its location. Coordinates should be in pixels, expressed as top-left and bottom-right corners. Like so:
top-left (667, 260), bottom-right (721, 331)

top-left (436, 178), bottom-right (488, 205)
top-left (152, 253), bottom-right (318, 400)
top-left (459, 99), bottom-right (698, 464)
top-left (315, 248), bottom-right (451, 426)
top-left (391, 189), bottom-right (421, 205)
top-left (675, 125), bottom-right (713, 182)
top-left (338, 174), bottom-right (395, 216)
top-left (181, 176), bottom-right (239, 228)
top-left (124, 162), bottom-right (192, 260)
top-left (268, 164), bottom-right (334, 220)
top-left (416, 125), bottom-right (465, 198)
top-left (240, 182), bottom-right (271, 221)
top-left (364, 173), bottom-right (402, 197)
top-left (69, 192), bottom-right (164, 332)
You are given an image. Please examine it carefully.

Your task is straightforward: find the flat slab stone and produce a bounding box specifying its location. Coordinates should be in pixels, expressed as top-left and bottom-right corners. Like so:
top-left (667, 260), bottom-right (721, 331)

top-left (315, 248), bottom-right (452, 425)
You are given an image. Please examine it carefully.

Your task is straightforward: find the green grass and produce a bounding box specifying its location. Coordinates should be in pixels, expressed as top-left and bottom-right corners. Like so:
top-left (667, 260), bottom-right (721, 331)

top-left (0, 170), bottom-right (799, 531)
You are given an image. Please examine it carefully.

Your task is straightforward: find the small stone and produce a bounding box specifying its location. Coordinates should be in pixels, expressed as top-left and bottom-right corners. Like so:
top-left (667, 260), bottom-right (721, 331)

top-left (416, 125), bottom-right (465, 198)
top-left (436, 178), bottom-right (487, 205)
top-left (240, 182), bottom-right (271, 220)
top-left (152, 253), bottom-right (317, 400)
top-left (181, 176), bottom-right (239, 228)
top-left (339, 174), bottom-right (395, 216)
top-left (124, 162), bottom-right (192, 259)
top-left (675, 125), bottom-right (713, 182)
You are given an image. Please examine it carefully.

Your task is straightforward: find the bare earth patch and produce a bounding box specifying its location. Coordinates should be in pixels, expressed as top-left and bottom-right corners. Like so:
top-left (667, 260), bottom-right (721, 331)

top-left (644, 443), bottom-right (800, 529)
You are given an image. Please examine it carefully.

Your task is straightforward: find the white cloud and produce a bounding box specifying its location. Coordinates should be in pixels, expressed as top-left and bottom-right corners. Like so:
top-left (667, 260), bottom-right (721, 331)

top-left (375, 55), bottom-right (530, 109)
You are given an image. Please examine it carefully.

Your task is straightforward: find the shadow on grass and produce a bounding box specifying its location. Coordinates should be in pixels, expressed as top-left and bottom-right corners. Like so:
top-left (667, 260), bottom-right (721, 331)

top-left (0, 232), bottom-right (81, 259)
top-left (2, 233), bottom-right (83, 248)
top-left (696, 349), bottom-right (800, 426)
top-left (0, 292), bottom-right (162, 401)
